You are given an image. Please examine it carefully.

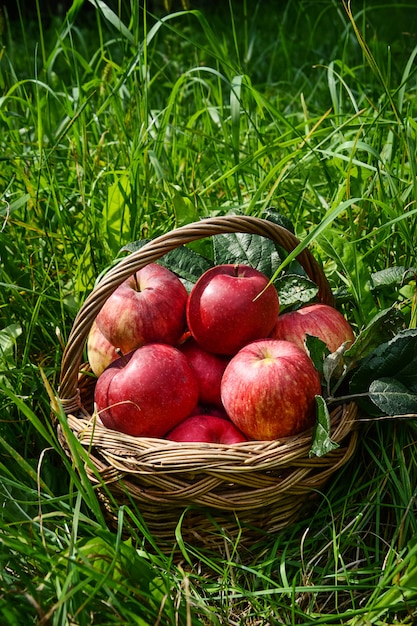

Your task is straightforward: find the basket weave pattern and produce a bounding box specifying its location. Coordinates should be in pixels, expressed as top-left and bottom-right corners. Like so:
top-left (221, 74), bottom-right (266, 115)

top-left (56, 216), bottom-right (358, 548)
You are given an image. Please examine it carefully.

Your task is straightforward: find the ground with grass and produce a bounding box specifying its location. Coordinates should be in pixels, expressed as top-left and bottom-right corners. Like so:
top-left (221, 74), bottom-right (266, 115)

top-left (1, 0), bottom-right (417, 624)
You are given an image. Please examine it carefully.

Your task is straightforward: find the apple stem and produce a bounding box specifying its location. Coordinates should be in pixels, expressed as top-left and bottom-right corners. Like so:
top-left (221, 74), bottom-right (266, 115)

top-left (116, 348), bottom-right (129, 365)
top-left (134, 272), bottom-right (140, 291)
top-left (326, 391), bottom-right (373, 406)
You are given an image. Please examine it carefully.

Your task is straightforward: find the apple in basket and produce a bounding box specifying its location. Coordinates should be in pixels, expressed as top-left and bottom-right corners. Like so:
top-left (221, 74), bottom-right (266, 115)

top-left (186, 264), bottom-right (280, 355)
top-left (166, 414), bottom-right (248, 444)
top-left (179, 337), bottom-right (230, 408)
top-left (95, 263), bottom-right (188, 355)
top-left (87, 320), bottom-right (121, 377)
top-left (270, 303), bottom-right (355, 354)
top-left (94, 343), bottom-right (199, 437)
top-left (221, 338), bottom-right (322, 440)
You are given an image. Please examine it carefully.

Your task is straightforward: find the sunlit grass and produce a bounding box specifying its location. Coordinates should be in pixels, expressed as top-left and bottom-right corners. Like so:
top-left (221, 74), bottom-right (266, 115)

top-left (2, 0), bottom-right (417, 623)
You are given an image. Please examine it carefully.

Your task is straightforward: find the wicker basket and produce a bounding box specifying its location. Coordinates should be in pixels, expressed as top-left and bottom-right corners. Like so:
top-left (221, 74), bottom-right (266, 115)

top-left (56, 216), bottom-right (358, 552)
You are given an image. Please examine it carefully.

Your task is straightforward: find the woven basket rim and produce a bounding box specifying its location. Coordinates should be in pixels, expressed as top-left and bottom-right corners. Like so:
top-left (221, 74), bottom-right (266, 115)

top-left (61, 399), bottom-right (358, 463)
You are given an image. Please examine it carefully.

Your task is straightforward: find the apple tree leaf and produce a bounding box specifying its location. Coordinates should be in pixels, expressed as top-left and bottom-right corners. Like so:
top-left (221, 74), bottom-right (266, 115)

top-left (369, 378), bottom-right (417, 416)
top-left (349, 328), bottom-right (417, 415)
top-left (344, 306), bottom-right (405, 369)
top-left (305, 335), bottom-right (350, 397)
top-left (120, 238), bottom-right (150, 254)
top-left (304, 334), bottom-right (330, 377)
top-left (323, 341), bottom-right (354, 387)
top-left (159, 247), bottom-right (213, 285)
top-left (370, 266), bottom-right (416, 291)
top-left (120, 239), bottom-right (213, 285)
top-left (212, 231), bottom-right (282, 278)
top-left (262, 207), bottom-right (296, 233)
top-left (310, 395), bottom-right (339, 457)
top-left (212, 209), bottom-right (308, 278)
top-left (274, 274), bottom-right (319, 309)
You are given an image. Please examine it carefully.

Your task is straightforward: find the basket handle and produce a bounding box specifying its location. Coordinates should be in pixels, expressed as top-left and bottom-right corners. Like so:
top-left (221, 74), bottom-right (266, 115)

top-left (58, 215), bottom-right (334, 406)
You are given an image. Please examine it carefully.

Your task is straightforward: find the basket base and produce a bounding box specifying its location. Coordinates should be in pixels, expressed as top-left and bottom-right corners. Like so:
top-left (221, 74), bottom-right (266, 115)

top-left (96, 483), bottom-right (321, 556)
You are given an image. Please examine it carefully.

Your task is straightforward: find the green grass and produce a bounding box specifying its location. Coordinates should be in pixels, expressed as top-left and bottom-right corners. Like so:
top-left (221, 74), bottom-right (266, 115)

top-left (2, 0), bottom-right (417, 623)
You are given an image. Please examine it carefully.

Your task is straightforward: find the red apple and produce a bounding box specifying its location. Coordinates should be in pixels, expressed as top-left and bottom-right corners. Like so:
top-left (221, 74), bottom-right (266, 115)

top-left (186, 264), bottom-right (280, 355)
top-left (270, 303), bottom-right (354, 354)
top-left (87, 320), bottom-right (120, 376)
top-left (221, 339), bottom-right (321, 440)
top-left (96, 263), bottom-right (188, 354)
top-left (94, 343), bottom-right (199, 437)
top-left (179, 337), bottom-right (230, 407)
top-left (166, 414), bottom-right (248, 444)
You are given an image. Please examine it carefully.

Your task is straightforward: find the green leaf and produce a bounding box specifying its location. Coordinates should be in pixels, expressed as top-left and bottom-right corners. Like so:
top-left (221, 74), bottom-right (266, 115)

top-left (159, 247), bottom-right (213, 285)
top-left (275, 274), bottom-right (319, 309)
top-left (120, 239), bottom-right (213, 286)
top-left (344, 306), bottom-right (405, 368)
top-left (305, 335), bottom-right (330, 376)
top-left (121, 239), bottom-right (150, 255)
top-left (370, 266), bottom-right (416, 291)
top-left (310, 395), bottom-right (339, 457)
top-left (322, 344), bottom-right (351, 394)
top-left (350, 328), bottom-right (417, 415)
top-left (305, 334), bottom-right (350, 395)
top-left (369, 378), bottom-right (417, 416)
top-left (213, 232), bottom-right (281, 277)
top-left (262, 207), bottom-right (295, 234)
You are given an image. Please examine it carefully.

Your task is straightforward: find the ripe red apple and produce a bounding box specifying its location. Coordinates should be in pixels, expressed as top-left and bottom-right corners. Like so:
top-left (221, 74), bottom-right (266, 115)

top-left (87, 320), bottom-right (120, 376)
top-left (270, 303), bottom-right (354, 354)
top-left (179, 337), bottom-right (230, 407)
top-left (94, 343), bottom-right (199, 437)
top-left (186, 264), bottom-right (280, 355)
top-left (221, 339), bottom-right (321, 440)
top-left (166, 414), bottom-right (248, 444)
top-left (96, 263), bottom-right (188, 354)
